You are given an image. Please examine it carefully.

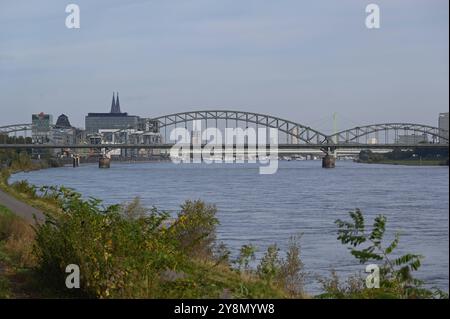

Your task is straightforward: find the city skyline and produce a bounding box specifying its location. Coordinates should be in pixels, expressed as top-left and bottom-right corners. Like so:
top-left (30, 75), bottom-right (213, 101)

top-left (1, 0), bottom-right (448, 132)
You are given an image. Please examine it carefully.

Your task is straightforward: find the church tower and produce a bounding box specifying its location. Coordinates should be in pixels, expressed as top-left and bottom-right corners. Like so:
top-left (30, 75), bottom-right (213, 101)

top-left (115, 92), bottom-right (121, 113)
top-left (110, 92), bottom-right (116, 113)
top-left (110, 92), bottom-right (121, 113)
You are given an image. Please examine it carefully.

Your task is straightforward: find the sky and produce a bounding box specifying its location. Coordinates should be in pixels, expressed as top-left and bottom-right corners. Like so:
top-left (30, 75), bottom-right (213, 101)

top-left (0, 0), bottom-right (448, 133)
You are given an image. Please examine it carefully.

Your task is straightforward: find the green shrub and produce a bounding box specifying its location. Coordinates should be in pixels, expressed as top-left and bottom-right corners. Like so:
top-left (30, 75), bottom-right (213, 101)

top-left (33, 188), bottom-right (176, 298)
top-left (257, 244), bottom-right (281, 283)
top-left (167, 200), bottom-right (219, 259)
top-left (278, 236), bottom-right (305, 297)
top-left (11, 181), bottom-right (37, 198)
top-left (33, 189), bottom-right (266, 298)
top-left (0, 168), bottom-right (10, 184)
top-left (235, 244), bottom-right (257, 273)
top-left (318, 209), bottom-right (448, 299)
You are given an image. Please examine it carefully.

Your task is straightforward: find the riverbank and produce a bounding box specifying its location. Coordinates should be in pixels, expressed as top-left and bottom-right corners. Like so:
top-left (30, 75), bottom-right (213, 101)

top-left (356, 159), bottom-right (449, 166)
top-left (356, 148), bottom-right (449, 167)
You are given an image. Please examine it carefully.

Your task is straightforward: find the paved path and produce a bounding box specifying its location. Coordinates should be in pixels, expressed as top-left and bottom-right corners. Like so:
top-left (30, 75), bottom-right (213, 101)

top-left (0, 188), bottom-right (44, 222)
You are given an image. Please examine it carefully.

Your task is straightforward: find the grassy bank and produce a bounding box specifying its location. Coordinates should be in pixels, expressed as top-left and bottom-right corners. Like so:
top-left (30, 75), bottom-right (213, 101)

top-left (0, 203), bottom-right (40, 298)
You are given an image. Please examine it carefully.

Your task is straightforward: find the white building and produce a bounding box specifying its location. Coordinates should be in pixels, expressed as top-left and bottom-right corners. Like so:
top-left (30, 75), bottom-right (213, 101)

top-left (438, 112), bottom-right (449, 144)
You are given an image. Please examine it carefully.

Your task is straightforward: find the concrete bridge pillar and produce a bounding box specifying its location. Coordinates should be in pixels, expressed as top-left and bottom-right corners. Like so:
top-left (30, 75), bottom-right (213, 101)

top-left (322, 154), bottom-right (336, 168)
top-left (322, 147), bottom-right (336, 168)
top-left (99, 150), bottom-right (111, 168)
top-left (99, 156), bottom-right (110, 168)
top-left (72, 155), bottom-right (80, 168)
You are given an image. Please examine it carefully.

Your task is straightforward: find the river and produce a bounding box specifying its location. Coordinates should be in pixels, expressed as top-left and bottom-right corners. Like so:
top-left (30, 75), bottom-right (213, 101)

top-left (11, 160), bottom-right (449, 293)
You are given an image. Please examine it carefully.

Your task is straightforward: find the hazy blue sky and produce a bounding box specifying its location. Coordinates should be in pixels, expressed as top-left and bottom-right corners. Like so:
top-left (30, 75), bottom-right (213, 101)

top-left (0, 0), bottom-right (448, 132)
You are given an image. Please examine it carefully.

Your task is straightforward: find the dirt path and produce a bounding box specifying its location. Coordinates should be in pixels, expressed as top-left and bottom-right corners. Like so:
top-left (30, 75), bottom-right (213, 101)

top-left (0, 189), bottom-right (44, 222)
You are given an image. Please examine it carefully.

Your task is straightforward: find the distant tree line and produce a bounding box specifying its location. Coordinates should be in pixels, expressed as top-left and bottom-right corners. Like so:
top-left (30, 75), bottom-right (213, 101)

top-left (0, 134), bottom-right (32, 145)
top-left (358, 147), bottom-right (448, 165)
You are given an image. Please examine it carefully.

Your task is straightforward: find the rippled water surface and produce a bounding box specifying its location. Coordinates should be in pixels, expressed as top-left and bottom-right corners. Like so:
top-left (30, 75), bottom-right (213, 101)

top-left (12, 161), bottom-right (449, 293)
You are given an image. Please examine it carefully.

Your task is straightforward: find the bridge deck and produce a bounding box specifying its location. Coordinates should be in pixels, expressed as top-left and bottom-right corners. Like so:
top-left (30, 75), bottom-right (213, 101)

top-left (0, 143), bottom-right (447, 149)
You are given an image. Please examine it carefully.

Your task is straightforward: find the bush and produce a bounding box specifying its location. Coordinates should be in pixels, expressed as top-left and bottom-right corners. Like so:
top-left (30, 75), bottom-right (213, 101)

top-left (278, 236), bottom-right (305, 297)
top-left (11, 181), bottom-right (37, 198)
top-left (33, 189), bottom-right (262, 298)
top-left (167, 200), bottom-right (219, 259)
top-left (33, 189), bottom-right (176, 298)
top-left (318, 270), bottom-right (365, 299)
top-left (318, 209), bottom-right (448, 299)
top-left (235, 244), bottom-right (257, 273)
top-left (0, 168), bottom-right (10, 184)
top-left (257, 244), bottom-right (281, 283)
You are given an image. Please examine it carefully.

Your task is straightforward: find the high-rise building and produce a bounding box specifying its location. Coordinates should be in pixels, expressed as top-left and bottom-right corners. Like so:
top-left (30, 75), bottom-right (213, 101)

top-left (85, 92), bottom-right (140, 134)
top-left (438, 112), bottom-right (449, 144)
top-left (32, 112), bottom-right (53, 144)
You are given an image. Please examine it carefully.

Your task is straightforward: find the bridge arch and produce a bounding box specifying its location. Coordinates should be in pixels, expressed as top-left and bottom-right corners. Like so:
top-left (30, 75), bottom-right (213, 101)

top-left (329, 123), bottom-right (448, 145)
top-left (0, 124), bottom-right (32, 135)
top-left (146, 110), bottom-right (330, 144)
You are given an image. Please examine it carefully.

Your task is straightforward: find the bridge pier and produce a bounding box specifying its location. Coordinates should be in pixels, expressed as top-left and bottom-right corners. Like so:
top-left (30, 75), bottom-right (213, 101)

top-left (99, 156), bottom-right (111, 168)
top-left (72, 155), bottom-right (80, 168)
top-left (322, 154), bottom-right (336, 168)
top-left (321, 146), bottom-right (336, 168)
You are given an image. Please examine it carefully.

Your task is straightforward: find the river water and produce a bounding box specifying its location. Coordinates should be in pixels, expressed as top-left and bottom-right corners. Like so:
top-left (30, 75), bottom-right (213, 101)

top-left (11, 160), bottom-right (449, 293)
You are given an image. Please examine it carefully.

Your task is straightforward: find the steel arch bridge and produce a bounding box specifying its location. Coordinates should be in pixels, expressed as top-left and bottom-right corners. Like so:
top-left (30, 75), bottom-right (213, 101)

top-left (146, 110), bottom-right (330, 144)
top-left (1, 111), bottom-right (449, 147)
top-left (0, 124), bottom-right (32, 135)
top-left (329, 123), bottom-right (449, 145)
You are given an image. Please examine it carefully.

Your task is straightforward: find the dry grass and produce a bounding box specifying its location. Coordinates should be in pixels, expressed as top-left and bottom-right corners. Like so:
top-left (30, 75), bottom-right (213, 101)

top-left (0, 206), bottom-right (36, 268)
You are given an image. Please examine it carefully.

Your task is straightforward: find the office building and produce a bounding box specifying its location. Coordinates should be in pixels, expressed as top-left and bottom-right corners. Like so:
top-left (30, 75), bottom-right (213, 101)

top-left (438, 112), bottom-right (449, 143)
top-left (85, 92), bottom-right (140, 134)
top-left (32, 112), bottom-right (53, 144)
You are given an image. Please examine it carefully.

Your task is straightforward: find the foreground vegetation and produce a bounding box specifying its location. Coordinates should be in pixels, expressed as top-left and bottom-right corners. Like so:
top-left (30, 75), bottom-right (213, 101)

top-left (0, 187), bottom-right (299, 298)
top-left (0, 152), bottom-right (448, 299)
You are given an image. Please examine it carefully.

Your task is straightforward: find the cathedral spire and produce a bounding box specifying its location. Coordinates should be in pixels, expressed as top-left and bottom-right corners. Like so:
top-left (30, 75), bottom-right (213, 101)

top-left (115, 91), bottom-right (121, 113)
top-left (110, 92), bottom-right (116, 113)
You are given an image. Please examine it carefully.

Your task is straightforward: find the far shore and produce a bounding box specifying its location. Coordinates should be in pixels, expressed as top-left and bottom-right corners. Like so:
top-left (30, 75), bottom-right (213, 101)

top-left (356, 159), bottom-right (449, 166)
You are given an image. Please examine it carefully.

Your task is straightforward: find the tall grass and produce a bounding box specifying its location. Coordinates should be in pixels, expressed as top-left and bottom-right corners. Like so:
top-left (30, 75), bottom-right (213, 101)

top-left (0, 205), bottom-right (36, 268)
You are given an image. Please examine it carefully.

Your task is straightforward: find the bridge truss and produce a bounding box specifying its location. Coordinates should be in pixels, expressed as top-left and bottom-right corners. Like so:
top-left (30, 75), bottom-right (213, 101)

top-left (147, 110), bottom-right (330, 145)
top-left (0, 124), bottom-right (32, 135)
top-left (1, 112), bottom-right (448, 148)
top-left (329, 123), bottom-right (448, 145)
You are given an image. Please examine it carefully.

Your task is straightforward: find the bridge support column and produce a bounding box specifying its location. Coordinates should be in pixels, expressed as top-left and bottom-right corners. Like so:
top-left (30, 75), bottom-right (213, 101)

top-left (322, 147), bottom-right (336, 169)
top-left (72, 155), bottom-right (80, 168)
top-left (99, 156), bottom-right (110, 168)
top-left (322, 154), bottom-right (336, 168)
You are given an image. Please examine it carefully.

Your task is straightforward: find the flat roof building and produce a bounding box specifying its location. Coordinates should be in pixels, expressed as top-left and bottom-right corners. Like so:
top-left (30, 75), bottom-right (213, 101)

top-left (85, 92), bottom-right (140, 134)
